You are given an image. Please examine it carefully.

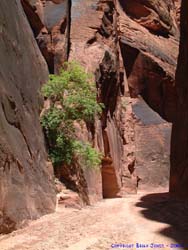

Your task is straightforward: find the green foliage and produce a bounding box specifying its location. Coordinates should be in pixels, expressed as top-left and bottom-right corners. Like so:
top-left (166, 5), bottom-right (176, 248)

top-left (41, 61), bottom-right (103, 168)
top-left (73, 141), bottom-right (103, 170)
top-left (41, 107), bottom-right (75, 166)
top-left (42, 61), bottom-right (104, 122)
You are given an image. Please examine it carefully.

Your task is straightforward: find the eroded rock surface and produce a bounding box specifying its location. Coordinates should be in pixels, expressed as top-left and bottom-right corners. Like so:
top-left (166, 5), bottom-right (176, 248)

top-left (117, 0), bottom-right (179, 122)
top-left (0, 0), bottom-right (186, 237)
top-left (21, 0), bottom-right (180, 201)
top-left (119, 0), bottom-right (179, 37)
top-left (116, 0), bottom-right (179, 192)
top-left (21, 0), bottom-right (70, 73)
top-left (0, 0), bottom-right (56, 233)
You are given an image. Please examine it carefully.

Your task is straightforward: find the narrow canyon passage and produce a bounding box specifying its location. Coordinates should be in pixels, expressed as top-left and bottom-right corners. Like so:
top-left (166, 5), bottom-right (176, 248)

top-left (1, 0), bottom-right (188, 248)
top-left (1, 190), bottom-right (188, 250)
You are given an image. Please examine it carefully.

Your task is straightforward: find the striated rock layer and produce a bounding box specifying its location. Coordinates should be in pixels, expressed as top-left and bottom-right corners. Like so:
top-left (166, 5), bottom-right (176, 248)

top-left (117, 0), bottom-right (179, 122)
top-left (0, 0), bottom-right (56, 233)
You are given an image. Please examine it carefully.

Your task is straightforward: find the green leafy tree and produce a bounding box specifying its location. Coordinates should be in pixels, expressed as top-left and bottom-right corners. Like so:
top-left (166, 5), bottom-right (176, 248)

top-left (41, 61), bottom-right (103, 168)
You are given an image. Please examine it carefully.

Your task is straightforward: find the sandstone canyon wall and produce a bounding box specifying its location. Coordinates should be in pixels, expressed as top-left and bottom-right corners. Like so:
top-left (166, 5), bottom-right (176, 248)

top-left (22, 0), bottom-right (125, 201)
top-left (170, 0), bottom-right (188, 198)
top-left (21, 0), bottom-right (70, 74)
top-left (0, 0), bottom-right (182, 234)
top-left (117, 0), bottom-right (179, 191)
top-left (0, 0), bottom-right (56, 233)
top-left (70, 0), bottom-right (123, 200)
top-left (21, 0), bottom-right (180, 200)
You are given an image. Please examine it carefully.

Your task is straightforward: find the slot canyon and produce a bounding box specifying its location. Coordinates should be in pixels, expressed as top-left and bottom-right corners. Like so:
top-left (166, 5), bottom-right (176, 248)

top-left (0, 0), bottom-right (188, 249)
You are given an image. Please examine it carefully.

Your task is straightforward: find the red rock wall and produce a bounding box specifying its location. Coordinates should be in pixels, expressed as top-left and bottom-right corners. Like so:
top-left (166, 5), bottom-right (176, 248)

top-left (21, 0), bottom-right (70, 73)
top-left (117, 0), bottom-right (180, 191)
top-left (170, 0), bottom-right (188, 198)
top-left (21, 0), bottom-right (181, 200)
top-left (117, 0), bottom-right (179, 122)
top-left (0, 0), bottom-right (56, 233)
top-left (0, 0), bottom-right (184, 235)
top-left (69, 0), bottom-right (124, 200)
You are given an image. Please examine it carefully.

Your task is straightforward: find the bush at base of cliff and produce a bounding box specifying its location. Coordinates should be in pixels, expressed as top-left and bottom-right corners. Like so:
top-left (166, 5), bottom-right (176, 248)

top-left (41, 61), bottom-right (103, 169)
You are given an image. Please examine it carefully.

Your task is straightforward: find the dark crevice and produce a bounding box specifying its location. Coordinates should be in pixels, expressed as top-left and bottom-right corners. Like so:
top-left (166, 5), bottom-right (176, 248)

top-left (119, 42), bottom-right (139, 78)
top-left (86, 36), bottom-right (97, 45)
top-left (21, 0), bottom-right (44, 37)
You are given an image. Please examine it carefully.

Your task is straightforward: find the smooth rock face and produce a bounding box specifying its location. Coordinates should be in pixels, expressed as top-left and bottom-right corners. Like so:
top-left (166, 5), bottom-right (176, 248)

top-left (170, 0), bottom-right (188, 198)
top-left (0, 0), bottom-right (56, 233)
top-left (133, 98), bottom-right (171, 190)
top-left (119, 96), bottom-right (171, 193)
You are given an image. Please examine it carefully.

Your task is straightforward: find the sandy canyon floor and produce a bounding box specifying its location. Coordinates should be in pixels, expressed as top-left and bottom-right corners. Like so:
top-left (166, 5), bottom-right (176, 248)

top-left (0, 191), bottom-right (188, 250)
